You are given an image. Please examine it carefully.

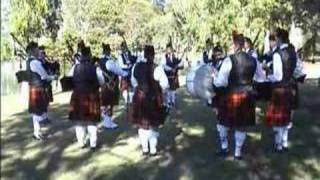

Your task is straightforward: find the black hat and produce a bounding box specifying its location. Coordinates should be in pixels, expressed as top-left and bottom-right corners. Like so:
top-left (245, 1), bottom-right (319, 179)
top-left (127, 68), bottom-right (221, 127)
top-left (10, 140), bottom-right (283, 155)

top-left (144, 45), bottom-right (155, 60)
top-left (233, 34), bottom-right (245, 46)
top-left (213, 45), bottom-right (223, 53)
top-left (102, 43), bottom-right (111, 52)
top-left (26, 41), bottom-right (38, 54)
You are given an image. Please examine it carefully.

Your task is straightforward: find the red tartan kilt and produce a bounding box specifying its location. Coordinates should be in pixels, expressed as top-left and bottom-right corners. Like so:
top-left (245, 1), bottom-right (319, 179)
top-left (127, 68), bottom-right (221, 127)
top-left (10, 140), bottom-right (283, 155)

top-left (218, 91), bottom-right (256, 128)
top-left (168, 75), bottom-right (180, 90)
top-left (100, 85), bottom-right (120, 106)
top-left (265, 86), bottom-right (294, 126)
top-left (129, 89), bottom-right (163, 128)
top-left (120, 77), bottom-right (130, 92)
top-left (69, 90), bottom-right (100, 123)
top-left (28, 85), bottom-right (49, 115)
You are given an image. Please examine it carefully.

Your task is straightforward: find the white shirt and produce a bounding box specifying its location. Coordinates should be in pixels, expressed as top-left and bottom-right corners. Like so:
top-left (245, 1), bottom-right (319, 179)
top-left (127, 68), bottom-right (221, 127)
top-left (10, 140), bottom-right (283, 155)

top-left (267, 44), bottom-right (305, 82)
top-left (29, 57), bottom-right (53, 81)
top-left (160, 55), bottom-right (185, 72)
top-left (101, 54), bottom-right (128, 77)
top-left (67, 64), bottom-right (105, 86)
top-left (213, 55), bottom-right (260, 88)
top-left (245, 48), bottom-right (265, 83)
top-left (118, 51), bottom-right (132, 69)
top-left (131, 62), bottom-right (169, 91)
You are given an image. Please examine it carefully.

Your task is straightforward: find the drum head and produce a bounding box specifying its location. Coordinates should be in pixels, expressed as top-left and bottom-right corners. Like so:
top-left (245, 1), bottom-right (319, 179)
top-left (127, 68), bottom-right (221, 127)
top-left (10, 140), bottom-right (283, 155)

top-left (186, 65), bottom-right (217, 101)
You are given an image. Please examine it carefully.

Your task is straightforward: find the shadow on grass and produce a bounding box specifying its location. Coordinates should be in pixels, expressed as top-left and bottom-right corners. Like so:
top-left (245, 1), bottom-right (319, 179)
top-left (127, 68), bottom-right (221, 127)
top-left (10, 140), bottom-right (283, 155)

top-left (1, 80), bottom-right (320, 180)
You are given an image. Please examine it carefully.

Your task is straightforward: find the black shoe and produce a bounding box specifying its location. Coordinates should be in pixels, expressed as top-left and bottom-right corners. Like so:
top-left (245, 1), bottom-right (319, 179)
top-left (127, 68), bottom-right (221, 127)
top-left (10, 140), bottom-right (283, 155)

top-left (216, 148), bottom-right (229, 158)
top-left (81, 143), bottom-right (88, 149)
top-left (33, 134), bottom-right (45, 141)
top-left (282, 147), bottom-right (289, 152)
top-left (149, 152), bottom-right (158, 157)
top-left (40, 118), bottom-right (51, 125)
top-left (142, 152), bottom-right (149, 156)
top-left (90, 143), bottom-right (102, 151)
top-left (234, 155), bottom-right (243, 160)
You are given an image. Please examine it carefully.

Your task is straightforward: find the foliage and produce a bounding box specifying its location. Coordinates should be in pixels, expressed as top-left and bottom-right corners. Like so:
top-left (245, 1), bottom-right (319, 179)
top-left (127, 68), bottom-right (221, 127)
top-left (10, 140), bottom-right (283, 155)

top-left (3, 0), bottom-right (319, 61)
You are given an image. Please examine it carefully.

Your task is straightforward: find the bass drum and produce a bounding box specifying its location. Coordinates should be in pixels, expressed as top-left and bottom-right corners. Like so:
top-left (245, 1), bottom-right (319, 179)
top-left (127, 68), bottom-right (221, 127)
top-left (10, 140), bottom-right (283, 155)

top-left (186, 64), bottom-right (217, 101)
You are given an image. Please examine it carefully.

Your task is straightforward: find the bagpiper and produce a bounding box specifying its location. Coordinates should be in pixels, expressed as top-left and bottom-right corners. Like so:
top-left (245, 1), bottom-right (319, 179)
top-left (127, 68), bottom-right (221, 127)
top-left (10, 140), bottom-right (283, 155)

top-left (161, 44), bottom-right (184, 107)
top-left (98, 43), bottom-right (128, 129)
top-left (213, 34), bottom-right (258, 159)
top-left (130, 45), bottom-right (169, 156)
top-left (26, 42), bottom-right (55, 140)
top-left (118, 41), bottom-right (137, 104)
top-left (68, 47), bottom-right (105, 150)
top-left (264, 28), bottom-right (305, 152)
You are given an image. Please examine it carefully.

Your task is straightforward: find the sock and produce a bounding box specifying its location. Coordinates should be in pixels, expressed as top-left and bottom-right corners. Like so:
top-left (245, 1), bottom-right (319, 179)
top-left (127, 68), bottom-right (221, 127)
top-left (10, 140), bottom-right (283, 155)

top-left (282, 127), bottom-right (289, 148)
top-left (217, 124), bottom-right (229, 150)
top-left (128, 91), bottom-right (134, 104)
top-left (273, 127), bottom-right (284, 150)
top-left (165, 91), bottom-right (171, 106)
top-left (138, 128), bottom-right (150, 153)
top-left (234, 130), bottom-right (246, 157)
top-left (122, 90), bottom-right (128, 104)
top-left (172, 91), bottom-right (176, 104)
top-left (87, 125), bottom-right (97, 148)
top-left (75, 125), bottom-right (86, 147)
top-left (149, 129), bottom-right (159, 154)
top-left (102, 113), bottom-right (112, 128)
top-left (32, 114), bottom-right (42, 138)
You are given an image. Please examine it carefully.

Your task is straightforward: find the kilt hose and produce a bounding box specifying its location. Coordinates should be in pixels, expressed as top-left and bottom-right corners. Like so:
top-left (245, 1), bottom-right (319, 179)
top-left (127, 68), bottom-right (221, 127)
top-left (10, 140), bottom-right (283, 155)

top-left (265, 85), bottom-right (295, 126)
top-left (129, 89), bottom-right (163, 129)
top-left (100, 85), bottom-right (120, 116)
top-left (28, 85), bottom-right (49, 115)
top-left (69, 90), bottom-right (101, 123)
top-left (167, 75), bottom-right (180, 90)
top-left (217, 91), bottom-right (256, 128)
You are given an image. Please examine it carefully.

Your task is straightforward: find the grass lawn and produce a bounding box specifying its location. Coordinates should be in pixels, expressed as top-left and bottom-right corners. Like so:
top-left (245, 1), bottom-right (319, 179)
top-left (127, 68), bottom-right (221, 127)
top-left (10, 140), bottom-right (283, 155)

top-left (1, 80), bottom-right (320, 180)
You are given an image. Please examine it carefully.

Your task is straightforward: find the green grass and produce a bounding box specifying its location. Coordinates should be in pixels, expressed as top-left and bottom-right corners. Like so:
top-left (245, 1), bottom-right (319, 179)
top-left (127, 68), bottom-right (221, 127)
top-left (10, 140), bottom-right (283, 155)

top-left (1, 80), bottom-right (320, 180)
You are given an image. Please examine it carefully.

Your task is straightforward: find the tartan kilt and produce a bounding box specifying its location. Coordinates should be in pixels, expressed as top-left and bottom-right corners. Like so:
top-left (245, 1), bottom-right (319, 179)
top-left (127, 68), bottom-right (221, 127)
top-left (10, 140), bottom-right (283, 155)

top-left (100, 85), bottom-right (120, 116)
top-left (69, 90), bottom-right (100, 123)
top-left (168, 75), bottom-right (180, 90)
top-left (129, 89), bottom-right (163, 129)
top-left (217, 91), bottom-right (256, 128)
top-left (28, 85), bottom-right (49, 115)
top-left (254, 82), bottom-right (272, 101)
top-left (265, 86), bottom-right (294, 126)
top-left (120, 77), bottom-right (131, 92)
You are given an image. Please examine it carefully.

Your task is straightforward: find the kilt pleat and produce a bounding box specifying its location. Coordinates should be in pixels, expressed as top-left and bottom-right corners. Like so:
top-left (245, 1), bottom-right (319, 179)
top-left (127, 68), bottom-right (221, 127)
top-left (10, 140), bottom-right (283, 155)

top-left (28, 85), bottom-right (49, 115)
top-left (69, 90), bottom-right (100, 123)
top-left (129, 89), bottom-right (163, 128)
top-left (217, 91), bottom-right (256, 128)
top-left (168, 75), bottom-right (180, 90)
top-left (265, 86), bottom-right (294, 126)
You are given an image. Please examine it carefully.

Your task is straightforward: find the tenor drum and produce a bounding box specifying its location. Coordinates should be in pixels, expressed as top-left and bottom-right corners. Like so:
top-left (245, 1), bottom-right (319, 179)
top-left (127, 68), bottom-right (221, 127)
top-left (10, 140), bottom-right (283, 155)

top-left (186, 64), bottom-right (217, 101)
top-left (60, 76), bottom-right (73, 92)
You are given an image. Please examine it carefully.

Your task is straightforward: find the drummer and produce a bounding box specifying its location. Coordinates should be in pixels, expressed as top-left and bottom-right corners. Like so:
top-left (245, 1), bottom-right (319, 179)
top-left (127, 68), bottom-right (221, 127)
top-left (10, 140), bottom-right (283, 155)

top-left (209, 45), bottom-right (226, 109)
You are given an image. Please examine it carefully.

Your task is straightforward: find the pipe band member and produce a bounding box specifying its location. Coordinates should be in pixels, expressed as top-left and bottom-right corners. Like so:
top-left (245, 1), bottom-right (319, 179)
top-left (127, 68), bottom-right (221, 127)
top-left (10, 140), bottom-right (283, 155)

top-left (68, 47), bottom-right (105, 150)
top-left (213, 34), bottom-right (258, 159)
top-left (130, 45), bottom-right (169, 156)
top-left (26, 42), bottom-right (55, 140)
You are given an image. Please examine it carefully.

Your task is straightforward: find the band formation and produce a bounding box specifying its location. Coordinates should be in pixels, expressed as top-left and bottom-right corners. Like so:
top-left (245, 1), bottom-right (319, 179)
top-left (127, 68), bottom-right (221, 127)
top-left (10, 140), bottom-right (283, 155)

top-left (22, 27), bottom-right (306, 160)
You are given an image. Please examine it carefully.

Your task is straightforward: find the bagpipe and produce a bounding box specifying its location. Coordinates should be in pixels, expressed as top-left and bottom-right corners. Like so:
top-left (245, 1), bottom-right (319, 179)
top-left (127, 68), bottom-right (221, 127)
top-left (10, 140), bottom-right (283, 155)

top-left (60, 39), bottom-right (78, 92)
